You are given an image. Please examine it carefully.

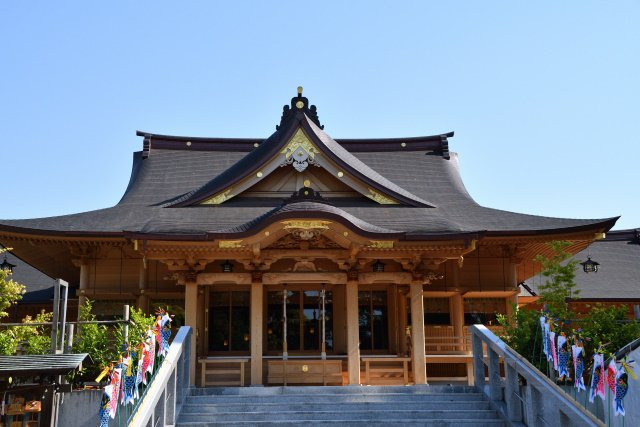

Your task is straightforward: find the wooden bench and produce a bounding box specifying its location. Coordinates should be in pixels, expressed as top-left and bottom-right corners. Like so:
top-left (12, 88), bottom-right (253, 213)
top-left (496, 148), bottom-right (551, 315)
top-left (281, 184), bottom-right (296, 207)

top-left (361, 356), bottom-right (411, 385)
top-left (267, 359), bottom-right (343, 386)
top-left (199, 357), bottom-right (248, 387)
top-left (424, 354), bottom-right (474, 385)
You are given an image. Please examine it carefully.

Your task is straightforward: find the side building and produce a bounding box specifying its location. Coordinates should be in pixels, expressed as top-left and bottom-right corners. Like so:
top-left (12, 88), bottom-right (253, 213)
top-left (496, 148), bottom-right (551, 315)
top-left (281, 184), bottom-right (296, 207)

top-left (0, 89), bottom-right (617, 386)
top-left (521, 228), bottom-right (640, 318)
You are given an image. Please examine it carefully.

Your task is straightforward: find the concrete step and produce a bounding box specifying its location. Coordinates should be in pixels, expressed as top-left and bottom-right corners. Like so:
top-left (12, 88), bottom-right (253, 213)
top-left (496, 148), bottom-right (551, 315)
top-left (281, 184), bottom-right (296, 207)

top-left (180, 401), bottom-right (491, 413)
top-left (189, 385), bottom-right (475, 396)
top-left (176, 386), bottom-right (505, 426)
top-left (185, 392), bottom-right (486, 404)
top-left (178, 409), bottom-right (501, 423)
top-left (176, 419), bottom-right (506, 427)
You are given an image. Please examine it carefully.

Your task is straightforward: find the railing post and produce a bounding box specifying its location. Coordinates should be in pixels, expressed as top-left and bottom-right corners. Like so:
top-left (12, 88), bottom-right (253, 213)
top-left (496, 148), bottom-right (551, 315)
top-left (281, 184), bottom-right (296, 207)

top-left (471, 329), bottom-right (485, 388)
top-left (165, 369), bottom-right (177, 424)
top-left (487, 347), bottom-right (501, 401)
top-left (504, 362), bottom-right (522, 421)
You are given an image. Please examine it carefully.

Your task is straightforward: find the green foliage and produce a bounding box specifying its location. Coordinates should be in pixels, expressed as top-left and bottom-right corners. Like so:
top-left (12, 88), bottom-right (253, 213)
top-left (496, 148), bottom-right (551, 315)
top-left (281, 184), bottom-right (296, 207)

top-left (579, 304), bottom-right (640, 358)
top-left (114, 305), bottom-right (155, 351)
top-left (0, 329), bottom-right (18, 355)
top-left (0, 311), bottom-right (52, 355)
top-left (0, 249), bottom-right (26, 319)
top-left (70, 300), bottom-right (155, 384)
top-left (13, 311), bottom-right (53, 354)
top-left (535, 240), bottom-right (579, 321)
top-left (497, 305), bottom-right (542, 367)
top-left (71, 299), bottom-right (113, 383)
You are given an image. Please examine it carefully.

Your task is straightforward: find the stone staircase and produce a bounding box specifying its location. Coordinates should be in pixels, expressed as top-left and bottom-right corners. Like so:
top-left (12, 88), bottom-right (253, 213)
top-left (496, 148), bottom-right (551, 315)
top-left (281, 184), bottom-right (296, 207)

top-left (176, 385), bottom-right (506, 426)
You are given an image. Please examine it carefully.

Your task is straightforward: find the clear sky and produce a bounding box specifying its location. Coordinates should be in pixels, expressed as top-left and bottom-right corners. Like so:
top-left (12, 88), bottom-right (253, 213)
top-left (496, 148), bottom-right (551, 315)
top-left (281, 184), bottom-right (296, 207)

top-left (1, 2), bottom-right (638, 230)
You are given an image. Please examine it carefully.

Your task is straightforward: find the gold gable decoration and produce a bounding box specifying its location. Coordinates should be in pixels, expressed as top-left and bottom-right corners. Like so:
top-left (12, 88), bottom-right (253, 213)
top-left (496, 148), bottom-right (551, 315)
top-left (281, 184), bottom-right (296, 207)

top-left (201, 189), bottom-right (232, 205)
top-left (367, 188), bottom-right (398, 205)
top-left (281, 128), bottom-right (320, 172)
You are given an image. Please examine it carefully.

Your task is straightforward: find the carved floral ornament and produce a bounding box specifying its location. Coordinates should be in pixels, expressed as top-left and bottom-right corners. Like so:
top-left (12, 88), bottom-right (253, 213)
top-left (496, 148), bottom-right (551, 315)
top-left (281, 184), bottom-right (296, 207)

top-left (281, 220), bottom-right (331, 241)
top-left (280, 128), bottom-right (320, 172)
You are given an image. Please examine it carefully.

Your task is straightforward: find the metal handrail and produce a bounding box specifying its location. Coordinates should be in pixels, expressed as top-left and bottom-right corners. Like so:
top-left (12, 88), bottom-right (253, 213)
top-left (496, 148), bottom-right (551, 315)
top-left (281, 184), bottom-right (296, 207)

top-left (470, 324), bottom-right (605, 427)
top-left (128, 326), bottom-right (192, 427)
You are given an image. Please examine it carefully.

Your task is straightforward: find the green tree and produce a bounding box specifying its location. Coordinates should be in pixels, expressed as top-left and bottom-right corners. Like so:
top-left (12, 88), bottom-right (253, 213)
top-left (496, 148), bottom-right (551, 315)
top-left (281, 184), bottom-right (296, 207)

top-left (0, 249), bottom-right (26, 319)
top-left (71, 299), bottom-right (113, 383)
top-left (535, 240), bottom-right (579, 321)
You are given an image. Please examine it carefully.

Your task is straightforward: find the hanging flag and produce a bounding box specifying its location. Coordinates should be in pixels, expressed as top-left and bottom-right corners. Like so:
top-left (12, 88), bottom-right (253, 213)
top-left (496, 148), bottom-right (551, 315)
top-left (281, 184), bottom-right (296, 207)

top-left (539, 316), bottom-right (549, 360)
top-left (607, 358), bottom-right (618, 393)
top-left (589, 353), bottom-right (606, 403)
top-left (122, 354), bottom-right (136, 405)
top-left (146, 329), bottom-right (156, 374)
top-left (572, 340), bottom-right (586, 391)
top-left (98, 396), bottom-right (110, 427)
top-left (549, 330), bottom-right (558, 372)
top-left (108, 365), bottom-right (122, 418)
top-left (135, 344), bottom-right (145, 393)
top-left (557, 333), bottom-right (570, 380)
top-left (614, 368), bottom-right (629, 416)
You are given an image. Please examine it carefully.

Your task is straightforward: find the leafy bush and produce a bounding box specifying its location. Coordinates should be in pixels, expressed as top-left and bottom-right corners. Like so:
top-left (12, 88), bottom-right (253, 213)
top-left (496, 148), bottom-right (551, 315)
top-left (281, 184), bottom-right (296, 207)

top-left (70, 299), bottom-right (155, 384)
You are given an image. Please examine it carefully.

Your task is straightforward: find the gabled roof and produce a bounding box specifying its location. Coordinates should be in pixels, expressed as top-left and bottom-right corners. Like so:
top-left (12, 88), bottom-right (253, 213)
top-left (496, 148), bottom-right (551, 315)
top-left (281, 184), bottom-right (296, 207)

top-left (165, 105), bottom-right (435, 208)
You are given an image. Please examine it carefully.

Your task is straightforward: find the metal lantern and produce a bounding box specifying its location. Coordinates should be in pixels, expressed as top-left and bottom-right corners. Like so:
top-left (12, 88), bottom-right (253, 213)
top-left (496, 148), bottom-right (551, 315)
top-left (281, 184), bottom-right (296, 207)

top-left (221, 260), bottom-right (233, 273)
top-left (372, 260), bottom-right (385, 273)
top-left (580, 256), bottom-right (599, 273)
top-left (0, 256), bottom-right (15, 272)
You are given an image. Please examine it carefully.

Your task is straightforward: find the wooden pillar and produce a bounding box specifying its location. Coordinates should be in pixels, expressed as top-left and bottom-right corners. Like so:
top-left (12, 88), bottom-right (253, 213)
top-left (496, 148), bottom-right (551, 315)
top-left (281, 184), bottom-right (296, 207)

top-left (346, 278), bottom-right (360, 385)
top-left (410, 281), bottom-right (427, 384)
top-left (250, 277), bottom-right (263, 385)
top-left (184, 277), bottom-right (198, 386)
top-left (398, 288), bottom-right (408, 356)
top-left (137, 261), bottom-right (148, 312)
top-left (77, 260), bottom-right (89, 314)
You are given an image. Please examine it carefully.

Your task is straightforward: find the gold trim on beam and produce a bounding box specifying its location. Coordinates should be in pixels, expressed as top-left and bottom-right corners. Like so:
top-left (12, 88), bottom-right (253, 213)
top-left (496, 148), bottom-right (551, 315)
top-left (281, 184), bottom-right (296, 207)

top-left (201, 189), bottom-right (232, 205)
top-left (366, 188), bottom-right (398, 205)
top-left (218, 240), bottom-right (245, 248)
top-left (281, 220), bottom-right (331, 230)
top-left (367, 240), bottom-right (394, 249)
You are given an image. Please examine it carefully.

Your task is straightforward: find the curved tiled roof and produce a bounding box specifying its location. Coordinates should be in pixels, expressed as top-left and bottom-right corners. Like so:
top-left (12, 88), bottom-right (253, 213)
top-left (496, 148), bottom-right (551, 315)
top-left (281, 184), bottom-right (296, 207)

top-left (0, 92), bottom-right (619, 240)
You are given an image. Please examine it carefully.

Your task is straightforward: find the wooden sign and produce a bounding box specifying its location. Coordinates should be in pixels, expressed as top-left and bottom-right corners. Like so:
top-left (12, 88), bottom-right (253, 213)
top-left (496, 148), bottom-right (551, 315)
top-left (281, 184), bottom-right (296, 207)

top-left (24, 400), bottom-right (41, 413)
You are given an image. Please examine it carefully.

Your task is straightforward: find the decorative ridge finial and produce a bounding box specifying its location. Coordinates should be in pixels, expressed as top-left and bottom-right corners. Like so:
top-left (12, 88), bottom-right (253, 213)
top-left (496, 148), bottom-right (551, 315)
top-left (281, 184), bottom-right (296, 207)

top-left (276, 87), bottom-right (324, 130)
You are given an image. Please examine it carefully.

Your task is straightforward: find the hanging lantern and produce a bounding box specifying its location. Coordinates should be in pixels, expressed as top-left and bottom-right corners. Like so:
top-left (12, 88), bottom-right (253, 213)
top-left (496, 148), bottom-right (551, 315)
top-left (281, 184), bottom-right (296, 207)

top-left (580, 257), bottom-right (599, 273)
top-left (221, 260), bottom-right (233, 273)
top-left (372, 260), bottom-right (385, 273)
top-left (0, 256), bottom-right (15, 272)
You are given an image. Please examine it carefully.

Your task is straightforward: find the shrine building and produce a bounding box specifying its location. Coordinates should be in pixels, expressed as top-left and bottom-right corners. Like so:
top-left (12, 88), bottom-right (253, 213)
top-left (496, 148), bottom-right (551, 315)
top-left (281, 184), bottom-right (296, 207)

top-left (0, 88), bottom-right (617, 387)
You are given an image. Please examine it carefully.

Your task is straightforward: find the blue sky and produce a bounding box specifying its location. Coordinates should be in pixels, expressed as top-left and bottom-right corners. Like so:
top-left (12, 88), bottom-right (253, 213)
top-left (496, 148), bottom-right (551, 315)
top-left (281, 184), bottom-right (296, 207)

top-left (1, 2), bottom-right (638, 230)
